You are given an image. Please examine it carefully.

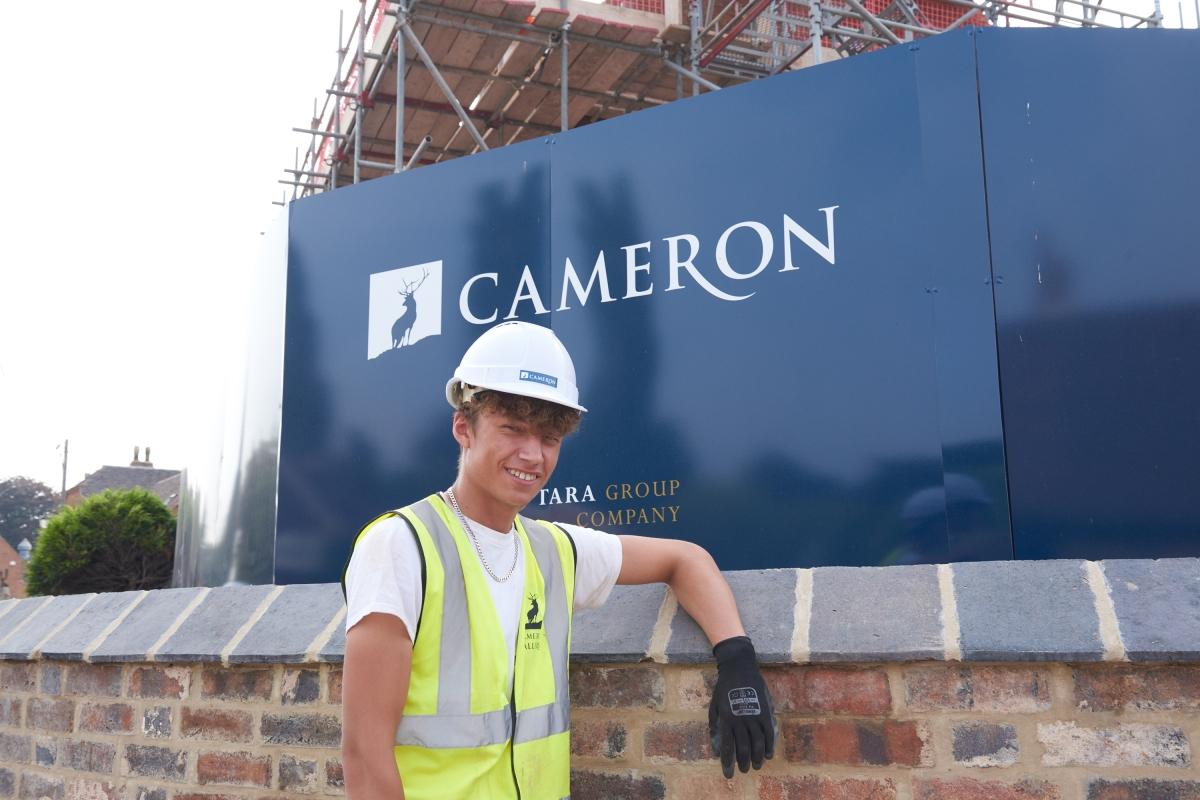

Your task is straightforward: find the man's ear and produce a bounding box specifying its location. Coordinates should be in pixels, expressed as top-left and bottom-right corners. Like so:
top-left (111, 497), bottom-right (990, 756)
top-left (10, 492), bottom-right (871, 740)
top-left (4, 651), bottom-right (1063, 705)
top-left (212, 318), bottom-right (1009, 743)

top-left (451, 411), bottom-right (472, 449)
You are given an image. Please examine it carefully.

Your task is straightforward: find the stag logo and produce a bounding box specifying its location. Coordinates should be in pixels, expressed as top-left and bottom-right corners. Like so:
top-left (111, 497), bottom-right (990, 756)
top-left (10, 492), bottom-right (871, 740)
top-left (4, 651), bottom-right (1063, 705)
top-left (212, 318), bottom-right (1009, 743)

top-left (524, 593), bottom-right (543, 630)
top-left (367, 261), bottom-right (443, 360)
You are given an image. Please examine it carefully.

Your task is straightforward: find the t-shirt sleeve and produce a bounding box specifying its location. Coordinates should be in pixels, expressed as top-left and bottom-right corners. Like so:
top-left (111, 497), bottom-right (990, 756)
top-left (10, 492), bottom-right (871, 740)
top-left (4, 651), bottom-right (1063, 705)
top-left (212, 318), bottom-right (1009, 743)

top-left (559, 522), bottom-right (623, 610)
top-left (344, 515), bottom-right (424, 638)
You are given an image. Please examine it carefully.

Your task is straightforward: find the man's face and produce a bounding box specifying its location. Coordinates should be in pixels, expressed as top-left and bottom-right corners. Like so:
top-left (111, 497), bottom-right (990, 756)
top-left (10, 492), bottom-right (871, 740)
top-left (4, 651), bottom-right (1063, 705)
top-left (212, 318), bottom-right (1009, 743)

top-left (454, 407), bottom-right (563, 515)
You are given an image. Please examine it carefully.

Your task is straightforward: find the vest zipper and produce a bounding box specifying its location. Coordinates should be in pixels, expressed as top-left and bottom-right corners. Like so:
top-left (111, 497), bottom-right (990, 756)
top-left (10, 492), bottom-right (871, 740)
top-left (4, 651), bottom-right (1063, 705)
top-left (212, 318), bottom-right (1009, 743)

top-left (510, 697), bottom-right (522, 799)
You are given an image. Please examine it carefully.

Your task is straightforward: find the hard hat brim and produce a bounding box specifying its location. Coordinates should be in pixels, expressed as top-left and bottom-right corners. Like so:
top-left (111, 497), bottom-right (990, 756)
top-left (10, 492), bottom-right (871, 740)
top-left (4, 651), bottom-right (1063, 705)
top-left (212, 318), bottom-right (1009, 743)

top-left (446, 375), bottom-right (587, 413)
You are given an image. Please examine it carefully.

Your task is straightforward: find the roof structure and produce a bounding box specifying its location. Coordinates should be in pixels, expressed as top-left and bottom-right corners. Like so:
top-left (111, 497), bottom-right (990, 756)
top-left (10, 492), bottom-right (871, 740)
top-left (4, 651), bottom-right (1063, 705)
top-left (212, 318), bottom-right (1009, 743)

top-left (280, 0), bottom-right (1169, 200)
top-left (66, 466), bottom-right (181, 505)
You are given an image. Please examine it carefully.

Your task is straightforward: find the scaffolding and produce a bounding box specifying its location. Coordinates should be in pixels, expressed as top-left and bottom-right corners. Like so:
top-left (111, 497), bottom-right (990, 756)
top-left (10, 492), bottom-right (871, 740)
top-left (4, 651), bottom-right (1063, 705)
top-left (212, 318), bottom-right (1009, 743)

top-left (278, 0), bottom-right (1175, 202)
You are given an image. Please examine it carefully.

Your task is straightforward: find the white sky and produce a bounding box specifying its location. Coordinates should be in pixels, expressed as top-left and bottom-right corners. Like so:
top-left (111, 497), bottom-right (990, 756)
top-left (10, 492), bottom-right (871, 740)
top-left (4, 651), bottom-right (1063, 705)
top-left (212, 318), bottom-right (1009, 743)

top-left (0, 1), bottom-right (1194, 494)
top-left (0, 2), bottom-right (358, 491)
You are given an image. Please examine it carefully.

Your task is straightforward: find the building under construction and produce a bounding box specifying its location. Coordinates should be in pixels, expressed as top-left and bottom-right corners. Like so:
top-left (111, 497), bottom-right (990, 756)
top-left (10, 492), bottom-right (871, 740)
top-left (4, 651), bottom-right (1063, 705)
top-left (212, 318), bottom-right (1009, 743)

top-left (280, 0), bottom-right (1167, 198)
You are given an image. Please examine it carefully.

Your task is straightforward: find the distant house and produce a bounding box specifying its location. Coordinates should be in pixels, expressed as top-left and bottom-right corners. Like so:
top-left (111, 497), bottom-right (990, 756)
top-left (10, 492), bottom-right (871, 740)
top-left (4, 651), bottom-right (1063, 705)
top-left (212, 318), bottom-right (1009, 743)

top-left (0, 537), bottom-right (26, 599)
top-left (65, 447), bottom-right (181, 515)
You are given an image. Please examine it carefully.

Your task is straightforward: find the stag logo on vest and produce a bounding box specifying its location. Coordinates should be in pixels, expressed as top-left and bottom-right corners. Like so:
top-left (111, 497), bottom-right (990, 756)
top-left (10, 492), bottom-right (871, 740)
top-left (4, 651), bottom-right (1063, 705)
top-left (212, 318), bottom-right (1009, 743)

top-left (367, 261), bottom-right (443, 360)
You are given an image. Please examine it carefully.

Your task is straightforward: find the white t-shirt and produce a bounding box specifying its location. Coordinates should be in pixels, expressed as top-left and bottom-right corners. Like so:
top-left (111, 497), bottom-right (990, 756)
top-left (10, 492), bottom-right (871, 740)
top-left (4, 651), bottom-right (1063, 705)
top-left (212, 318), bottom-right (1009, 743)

top-left (344, 508), bottom-right (623, 672)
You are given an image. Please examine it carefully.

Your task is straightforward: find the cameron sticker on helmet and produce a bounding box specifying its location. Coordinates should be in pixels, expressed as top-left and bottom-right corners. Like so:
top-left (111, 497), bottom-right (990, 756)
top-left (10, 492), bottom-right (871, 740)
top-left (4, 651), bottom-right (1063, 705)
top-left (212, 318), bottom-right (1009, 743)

top-left (366, 261), bottom-right (443, 360)
top-left (519, 370), bottom-right (558, 388)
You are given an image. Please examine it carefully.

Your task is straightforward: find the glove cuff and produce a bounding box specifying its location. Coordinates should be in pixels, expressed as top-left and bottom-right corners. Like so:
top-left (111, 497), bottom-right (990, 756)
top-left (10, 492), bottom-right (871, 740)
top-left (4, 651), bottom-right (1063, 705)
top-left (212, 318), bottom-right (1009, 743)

top-left (712, 635), bottom-right (756, 665)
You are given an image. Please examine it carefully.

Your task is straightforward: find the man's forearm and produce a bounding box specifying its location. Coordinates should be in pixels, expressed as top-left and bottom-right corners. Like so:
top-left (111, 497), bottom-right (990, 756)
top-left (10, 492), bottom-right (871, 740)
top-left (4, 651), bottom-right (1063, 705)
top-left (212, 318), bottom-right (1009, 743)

top-left (667, 542), bottom-right (746, 645)
top-left (344, 746), bottom-right (405, 800)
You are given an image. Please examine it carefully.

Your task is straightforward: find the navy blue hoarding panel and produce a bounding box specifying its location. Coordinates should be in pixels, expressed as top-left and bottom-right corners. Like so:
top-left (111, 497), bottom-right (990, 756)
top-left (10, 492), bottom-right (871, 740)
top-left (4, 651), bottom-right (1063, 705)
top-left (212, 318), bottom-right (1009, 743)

top-left (277, 143), bottom-right (552, 584)
top-left (541, 33), bottom-right (1009, 569)
top-left (977, 30), bottom-right (1200, 560)
top-left (276, 32), bottom-right (1012, 583)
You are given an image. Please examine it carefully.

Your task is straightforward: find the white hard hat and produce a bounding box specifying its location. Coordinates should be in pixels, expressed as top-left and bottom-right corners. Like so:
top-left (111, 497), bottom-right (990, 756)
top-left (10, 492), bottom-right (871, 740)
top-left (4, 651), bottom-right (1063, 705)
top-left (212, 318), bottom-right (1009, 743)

top-left (446, 321), bottom-right (586, 412)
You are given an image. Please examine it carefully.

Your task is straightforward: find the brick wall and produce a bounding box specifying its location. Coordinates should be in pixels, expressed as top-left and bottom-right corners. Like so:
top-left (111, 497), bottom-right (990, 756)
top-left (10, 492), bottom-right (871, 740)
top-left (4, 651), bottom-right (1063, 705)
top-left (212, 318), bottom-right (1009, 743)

top-left (3, 659), bottom-right (1200, 799)
top-left (3, 559), bottom-right (1200, 798)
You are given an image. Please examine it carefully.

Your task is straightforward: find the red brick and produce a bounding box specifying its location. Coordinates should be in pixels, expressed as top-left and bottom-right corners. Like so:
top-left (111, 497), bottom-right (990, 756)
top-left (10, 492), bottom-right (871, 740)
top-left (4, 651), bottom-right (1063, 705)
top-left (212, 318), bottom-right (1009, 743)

top-left (65, 778), bottom-right (122, 800)
top-left (0, 663), bottom-right (36, 692)
top-left (327, 667), bottom-right (343, 705)
top-left (570, 665), bottom-right (664, 710)
top-left (1088, 780), bottom-right (1200, 799)
top-left (759, 776), bottom-right (897, 800)
top-left (571, 769), bottom-right (665, 800)
top-left (79, 702), bottom-right (134, 734)
top-left (129, 666), bottom-right (190, 700)
top-left (27, 698), bottom-right (75, 732)
top-left (784, 720), bottom-right (928, 767)
top-left (326, 758), bottom-right (345, 790)
top-left (905, 666), bottom-right (1051, 713)
top-left (181, 708), bottom-right (253, 742)
top-left (60, 738), bottom-right (117, 773)
top-left (0, 732), bottom-right (31, 764)
top-left (764, 667), bottom-right (891, 715)
top-left (884, 719), bottom-right (928, 766)
top-left (0, 697), bottom-right (21, 727)
top-left (65, 664), bottom-right (122, 697)
top-left (915, 778), bottom-right (1061, 800)
top-left (1075, 666), bottom-right (1200, 712)
top-left (282, 668), bottom-right (320, 705)
top-left (571, 719), bottom-right (627, 760)
top-left (279, 754), bottom-right (318, 792)
top-left (644, 721), bottom-right (712, 762)
top-left (197, 750), bottom-right (272, 787)
top-left (124, 743), bottom-right (187, 780)
top-left (676, 668), bottom-right (718, 711)
top-left (17, 773), bottom-right (62, 799)
top-left (200, 668), bottom-right (273, 702)
top-left (675, 774), bottom-right (742, 799)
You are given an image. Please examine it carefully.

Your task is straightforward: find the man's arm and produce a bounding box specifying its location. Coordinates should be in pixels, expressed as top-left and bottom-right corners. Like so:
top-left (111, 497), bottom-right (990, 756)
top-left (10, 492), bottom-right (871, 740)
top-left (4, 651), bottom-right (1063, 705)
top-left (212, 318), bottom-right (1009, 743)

top-left (343, 613), bottom-right (411, 800)
top-left (615, 535), bottom-right (774, 778)
top-left (616, 535), bottom-right (744, 644)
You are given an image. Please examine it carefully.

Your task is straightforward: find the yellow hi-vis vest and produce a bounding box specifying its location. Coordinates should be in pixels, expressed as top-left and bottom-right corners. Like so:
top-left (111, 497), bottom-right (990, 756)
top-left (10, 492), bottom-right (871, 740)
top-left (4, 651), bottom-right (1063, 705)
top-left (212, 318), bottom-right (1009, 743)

top-left (352, 494), bottom-right (577, 800)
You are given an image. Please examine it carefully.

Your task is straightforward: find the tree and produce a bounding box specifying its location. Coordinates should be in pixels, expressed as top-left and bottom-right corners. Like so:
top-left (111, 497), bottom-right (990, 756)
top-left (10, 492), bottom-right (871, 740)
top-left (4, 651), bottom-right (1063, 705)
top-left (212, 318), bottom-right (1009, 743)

top-left (25, 489), bottom-right (175, 596)
top-left (0, 476), bottom-right (59, 550)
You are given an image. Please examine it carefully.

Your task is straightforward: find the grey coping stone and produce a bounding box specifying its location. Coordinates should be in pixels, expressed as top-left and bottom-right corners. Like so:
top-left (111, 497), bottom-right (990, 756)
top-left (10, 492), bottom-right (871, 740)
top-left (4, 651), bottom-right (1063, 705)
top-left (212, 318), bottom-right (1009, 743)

top-left (9, 559), bottom-right (1200, 666)
top-left (809, 564), bottom-right (944, 662)
top-left (155, 584), bottom-right (276, 662)
top-left (954, 559), bottom-right (1104, 661)
top-left (1104, 559), bottom-right (1200, 662)
top-left (0, 596), bottom-right (50, 645)
top-left (39, 590), bottom-right (145, 661)
top-left (88, 587), bottom-right (205, 662)
top-left (318, 617), bottom-right (346, 663)
top-left (229, 583), bottom-right (346, 664)
top-left (0, 594), bottom-right (94, 660)
top-left (572, 583), bottom-right (667, 663)
top-left (666, 569), bottom-right (797, 663)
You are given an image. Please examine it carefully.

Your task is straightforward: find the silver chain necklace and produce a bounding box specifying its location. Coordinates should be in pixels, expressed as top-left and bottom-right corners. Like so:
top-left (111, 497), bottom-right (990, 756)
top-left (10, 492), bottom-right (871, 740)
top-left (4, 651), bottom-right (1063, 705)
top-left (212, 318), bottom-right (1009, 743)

top-left (444, 487), bottom-right (519, 583)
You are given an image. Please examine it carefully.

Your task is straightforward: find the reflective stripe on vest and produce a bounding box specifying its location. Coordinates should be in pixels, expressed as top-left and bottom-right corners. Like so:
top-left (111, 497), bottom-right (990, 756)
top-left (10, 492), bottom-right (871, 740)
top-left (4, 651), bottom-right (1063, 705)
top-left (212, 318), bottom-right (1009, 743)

top-left (369, 494), bottom-right (574, 800)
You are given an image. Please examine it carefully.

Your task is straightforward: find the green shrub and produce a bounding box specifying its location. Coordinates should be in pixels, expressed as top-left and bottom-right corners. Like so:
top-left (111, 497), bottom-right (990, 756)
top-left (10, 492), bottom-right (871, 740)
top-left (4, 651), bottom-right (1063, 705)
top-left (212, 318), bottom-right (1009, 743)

top-left (25, 488), bottom-right (175, 596)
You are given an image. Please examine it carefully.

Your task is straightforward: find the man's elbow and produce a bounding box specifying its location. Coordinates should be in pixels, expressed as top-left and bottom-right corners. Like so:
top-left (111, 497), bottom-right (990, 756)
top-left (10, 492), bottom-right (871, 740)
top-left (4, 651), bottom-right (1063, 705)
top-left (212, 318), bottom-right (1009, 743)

top-left (671, 540), bottom-right (716, 582)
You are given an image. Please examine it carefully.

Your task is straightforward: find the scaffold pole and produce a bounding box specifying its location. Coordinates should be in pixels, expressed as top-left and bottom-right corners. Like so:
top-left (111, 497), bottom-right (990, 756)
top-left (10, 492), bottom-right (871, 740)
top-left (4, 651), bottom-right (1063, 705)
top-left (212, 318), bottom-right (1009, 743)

top-left (399, 19), bottom-right (490, 151)
top-left (407, 136), bottom-right (432, 170)
top-left (396, 1), bottom-right (406, 172)
top-left (561, 23), bottom-right (571, 133)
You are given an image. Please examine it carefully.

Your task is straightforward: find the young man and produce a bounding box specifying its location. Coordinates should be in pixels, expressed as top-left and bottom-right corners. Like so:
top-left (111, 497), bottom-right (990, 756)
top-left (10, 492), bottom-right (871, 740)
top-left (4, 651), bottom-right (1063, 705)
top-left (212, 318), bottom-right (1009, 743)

top-left (342, 321), bottom-right (774, 800)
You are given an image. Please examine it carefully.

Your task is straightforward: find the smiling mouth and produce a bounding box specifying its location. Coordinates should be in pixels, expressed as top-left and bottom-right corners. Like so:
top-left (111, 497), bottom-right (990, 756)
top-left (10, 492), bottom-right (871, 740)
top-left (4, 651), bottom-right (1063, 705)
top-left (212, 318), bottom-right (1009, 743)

top-left (506, 468), bottom-right (538, 483)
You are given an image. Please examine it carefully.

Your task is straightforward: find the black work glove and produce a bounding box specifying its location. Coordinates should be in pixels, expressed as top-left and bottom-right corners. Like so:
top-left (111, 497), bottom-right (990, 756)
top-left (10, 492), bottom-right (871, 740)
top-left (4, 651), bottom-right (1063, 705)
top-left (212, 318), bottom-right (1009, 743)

top-left (708, 636), bottom-right (776, 779)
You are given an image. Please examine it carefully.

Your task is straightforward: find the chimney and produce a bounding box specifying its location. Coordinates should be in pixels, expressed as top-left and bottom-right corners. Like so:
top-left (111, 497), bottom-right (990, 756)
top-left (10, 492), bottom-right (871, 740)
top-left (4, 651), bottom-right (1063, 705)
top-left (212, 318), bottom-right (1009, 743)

top-left (130, 446), bottom-right (153, 468)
